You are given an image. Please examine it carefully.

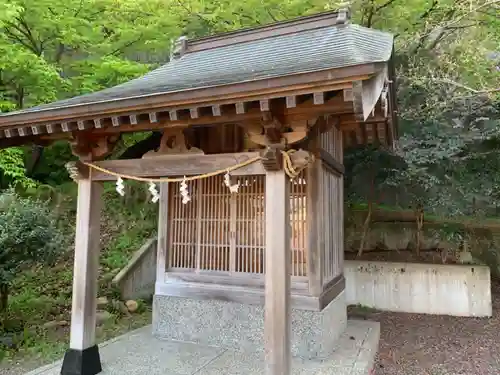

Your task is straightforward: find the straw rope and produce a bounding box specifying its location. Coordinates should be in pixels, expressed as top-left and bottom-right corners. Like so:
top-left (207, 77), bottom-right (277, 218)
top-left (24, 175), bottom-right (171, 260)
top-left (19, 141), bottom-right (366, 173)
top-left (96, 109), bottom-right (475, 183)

top-left (79, 149), bottom-right (313, 182)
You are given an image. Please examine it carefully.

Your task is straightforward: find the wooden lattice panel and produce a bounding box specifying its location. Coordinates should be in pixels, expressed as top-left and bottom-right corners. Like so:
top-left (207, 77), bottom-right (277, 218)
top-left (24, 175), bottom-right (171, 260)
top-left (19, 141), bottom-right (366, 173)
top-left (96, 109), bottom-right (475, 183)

top-left (166, 171), bottom-right (307, 277)
top-left (169, 180), bottom-right (199, 269)
top-left (234, 176), bottom-right (265, 273)
top-left (290, 175), bottom-right (307, 277)
top-left (198, 176), bottom-right (231, 271)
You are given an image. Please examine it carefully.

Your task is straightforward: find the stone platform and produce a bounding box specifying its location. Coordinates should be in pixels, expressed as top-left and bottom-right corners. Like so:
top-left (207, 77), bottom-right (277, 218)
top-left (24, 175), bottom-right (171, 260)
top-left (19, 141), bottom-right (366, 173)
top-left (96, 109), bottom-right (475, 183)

top-left (25, 320), bottom-right (379, 375)
top-left (153, 291), bottom-right (348, 359)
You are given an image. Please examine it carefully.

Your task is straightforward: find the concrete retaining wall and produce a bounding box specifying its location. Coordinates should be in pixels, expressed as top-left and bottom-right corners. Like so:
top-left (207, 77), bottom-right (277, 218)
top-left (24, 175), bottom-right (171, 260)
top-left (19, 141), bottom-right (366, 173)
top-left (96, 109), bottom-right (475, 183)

top-left (345, 260), bottom-right (492, 317)
top-left (112, 238), bottom-right (157, 300)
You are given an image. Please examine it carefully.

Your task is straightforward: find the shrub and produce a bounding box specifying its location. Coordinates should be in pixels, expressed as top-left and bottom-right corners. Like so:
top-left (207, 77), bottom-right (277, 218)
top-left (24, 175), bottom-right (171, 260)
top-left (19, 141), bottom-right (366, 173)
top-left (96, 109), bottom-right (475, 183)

top-left (0, 190), bottom-right (64, 317)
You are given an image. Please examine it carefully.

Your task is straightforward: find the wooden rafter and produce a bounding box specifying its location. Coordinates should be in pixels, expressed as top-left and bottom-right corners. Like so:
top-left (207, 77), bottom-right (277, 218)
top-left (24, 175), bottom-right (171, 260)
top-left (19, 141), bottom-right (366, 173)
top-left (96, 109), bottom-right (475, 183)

top-left (0, 73), bottom-right (397, 151)
top-left (0, 65), bottom-right (375, 129)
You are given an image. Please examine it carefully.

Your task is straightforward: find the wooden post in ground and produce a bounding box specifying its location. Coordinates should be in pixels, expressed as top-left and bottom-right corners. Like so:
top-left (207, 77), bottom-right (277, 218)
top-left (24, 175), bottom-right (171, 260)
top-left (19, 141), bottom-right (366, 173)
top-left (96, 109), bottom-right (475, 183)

top-left (61, 169), bottom-right (103, 375)
top-left (264, 166), bottom-right (291, 375)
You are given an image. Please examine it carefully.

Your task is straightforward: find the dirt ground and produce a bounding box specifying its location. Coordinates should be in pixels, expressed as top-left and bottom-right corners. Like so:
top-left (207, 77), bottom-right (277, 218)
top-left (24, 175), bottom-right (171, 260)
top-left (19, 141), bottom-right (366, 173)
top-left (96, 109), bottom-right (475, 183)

top-left (349, 281), bottom-right (500, 375)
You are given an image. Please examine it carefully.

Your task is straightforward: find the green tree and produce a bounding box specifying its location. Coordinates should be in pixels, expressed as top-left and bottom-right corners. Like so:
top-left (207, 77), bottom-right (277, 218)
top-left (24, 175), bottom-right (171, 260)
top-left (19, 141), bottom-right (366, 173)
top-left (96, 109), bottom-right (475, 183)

top-left (0, 191), bottom-right (63, 317)
top-left (0, 0), bottom-right (498, 216)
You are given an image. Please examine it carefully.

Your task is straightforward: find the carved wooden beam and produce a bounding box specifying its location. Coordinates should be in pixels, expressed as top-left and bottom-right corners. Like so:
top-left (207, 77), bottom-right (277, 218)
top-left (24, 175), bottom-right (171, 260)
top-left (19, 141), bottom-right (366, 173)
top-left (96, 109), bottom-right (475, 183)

top-left (70, 134), bottom-right (120, 161)
top-left (143, 128), bottom-right (203, 157)
top-left (90, 152), bottom-right (265, 181)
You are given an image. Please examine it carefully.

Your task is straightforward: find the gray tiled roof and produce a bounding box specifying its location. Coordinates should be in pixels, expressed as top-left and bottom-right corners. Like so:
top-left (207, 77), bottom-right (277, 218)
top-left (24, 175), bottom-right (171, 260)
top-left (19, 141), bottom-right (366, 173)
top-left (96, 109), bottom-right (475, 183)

top-left (1, 24), bottom-right (393, 117)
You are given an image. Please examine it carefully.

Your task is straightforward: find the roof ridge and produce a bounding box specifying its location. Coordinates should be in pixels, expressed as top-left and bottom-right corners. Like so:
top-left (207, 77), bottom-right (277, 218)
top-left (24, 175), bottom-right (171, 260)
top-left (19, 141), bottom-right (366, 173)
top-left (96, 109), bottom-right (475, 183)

top-left (175, 9), bottom-right (351, 56)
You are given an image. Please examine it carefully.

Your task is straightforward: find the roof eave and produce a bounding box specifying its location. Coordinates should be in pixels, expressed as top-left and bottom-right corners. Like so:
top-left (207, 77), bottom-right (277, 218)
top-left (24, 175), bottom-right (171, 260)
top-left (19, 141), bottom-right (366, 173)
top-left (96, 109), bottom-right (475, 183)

top-left (0, 62), bottom-right (383, 129)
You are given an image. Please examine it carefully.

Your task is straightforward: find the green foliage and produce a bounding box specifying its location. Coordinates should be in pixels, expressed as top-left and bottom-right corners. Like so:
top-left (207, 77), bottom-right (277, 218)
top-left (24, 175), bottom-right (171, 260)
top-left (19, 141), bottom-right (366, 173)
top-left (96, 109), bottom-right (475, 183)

top-left (71, 56), bottom-right (152, 95)
top-left (0, 183), bottom-right (155, 363)
top-left (27, 142), bottom-right (74, 186)
top-left (0, 148), bottom-right (36, 188)
top-left (0, 191), bottom-right (64, 287)
top-left (100, 181), bottom-right (158, 271)
top-left (337, 0), bottom-right (500, 220)
top-left (0, 0), bottom-right (497, 200)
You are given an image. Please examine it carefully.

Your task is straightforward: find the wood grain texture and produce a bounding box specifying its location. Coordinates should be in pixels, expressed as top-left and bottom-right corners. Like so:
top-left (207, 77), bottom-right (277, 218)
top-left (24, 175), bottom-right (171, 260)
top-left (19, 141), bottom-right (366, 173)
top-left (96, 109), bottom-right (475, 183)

top-left (69, 177), bottom-right (102, 350)
top-left (90, 152), bottom-right (265, 181)
top-left (318, 275), bottom-right (345, 310)
top-left (156, 280), bottom-right (333, 311)
top-left (156, 183), bottom-right (169, 285)
top-left (307, 159), bottom-right (322, 297)
top-left (319, 149), bottom-right (344, 175)
top-left (0, 64), bottom-right (375, 129)
top-left (264, 170), bottom-right (291, 375)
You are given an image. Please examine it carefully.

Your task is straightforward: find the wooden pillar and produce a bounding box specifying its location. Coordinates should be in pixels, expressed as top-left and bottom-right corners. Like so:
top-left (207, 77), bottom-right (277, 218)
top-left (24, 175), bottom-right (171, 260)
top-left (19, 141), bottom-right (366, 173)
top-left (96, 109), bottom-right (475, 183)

top-left (156, 182), bottom-right (169, 286)
top-left (307, 159), bottom-right (322, 296)
top-left (264, 168), bottom-right (291, 375)
top-left (61, 174), bottom-right (103, 375)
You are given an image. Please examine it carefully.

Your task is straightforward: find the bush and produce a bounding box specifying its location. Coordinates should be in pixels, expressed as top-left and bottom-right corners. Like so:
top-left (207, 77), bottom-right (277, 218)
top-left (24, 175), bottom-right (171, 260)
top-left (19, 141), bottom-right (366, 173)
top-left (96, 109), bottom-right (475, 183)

top-left (0, 190), bottom-right (64, 316)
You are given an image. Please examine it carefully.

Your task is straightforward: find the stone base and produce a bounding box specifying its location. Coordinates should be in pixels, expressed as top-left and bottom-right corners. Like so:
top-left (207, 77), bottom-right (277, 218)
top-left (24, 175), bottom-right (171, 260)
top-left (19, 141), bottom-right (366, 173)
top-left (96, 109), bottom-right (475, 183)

top-left (60, 345), bottom-right (102, 375)
top-left (153, 290), bottom-right (347, 359)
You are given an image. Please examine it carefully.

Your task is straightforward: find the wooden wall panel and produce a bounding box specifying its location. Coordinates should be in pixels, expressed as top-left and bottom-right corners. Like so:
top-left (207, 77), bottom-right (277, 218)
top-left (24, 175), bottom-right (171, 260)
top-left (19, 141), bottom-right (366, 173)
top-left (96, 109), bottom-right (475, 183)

top-left (319, 166), bottom-right (343, 286)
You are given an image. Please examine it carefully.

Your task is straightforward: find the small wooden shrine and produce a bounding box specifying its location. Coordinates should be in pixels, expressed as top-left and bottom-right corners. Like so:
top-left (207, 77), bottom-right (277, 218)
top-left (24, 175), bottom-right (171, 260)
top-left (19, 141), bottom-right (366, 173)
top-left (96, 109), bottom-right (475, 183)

top-left (0, 9), bottom-right (396, 375)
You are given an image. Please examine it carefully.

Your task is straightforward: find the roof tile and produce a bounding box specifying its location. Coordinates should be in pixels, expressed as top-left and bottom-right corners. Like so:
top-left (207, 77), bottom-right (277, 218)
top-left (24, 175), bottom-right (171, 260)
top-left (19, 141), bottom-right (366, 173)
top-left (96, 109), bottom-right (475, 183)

top-left (1, 24), bottom-right (393, 117)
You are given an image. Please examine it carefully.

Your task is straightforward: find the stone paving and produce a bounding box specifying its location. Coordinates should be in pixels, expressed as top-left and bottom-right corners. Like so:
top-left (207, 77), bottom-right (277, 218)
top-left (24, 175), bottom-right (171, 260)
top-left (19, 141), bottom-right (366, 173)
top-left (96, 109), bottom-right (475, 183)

top-left (26, 320), bottom-right (379, 375)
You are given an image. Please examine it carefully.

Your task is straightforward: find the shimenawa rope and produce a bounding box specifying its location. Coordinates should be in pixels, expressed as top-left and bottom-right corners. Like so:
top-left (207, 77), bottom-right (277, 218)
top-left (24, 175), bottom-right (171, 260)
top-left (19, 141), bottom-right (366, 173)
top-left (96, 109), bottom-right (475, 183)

top-left (81, 149), bottom-right (312, 182)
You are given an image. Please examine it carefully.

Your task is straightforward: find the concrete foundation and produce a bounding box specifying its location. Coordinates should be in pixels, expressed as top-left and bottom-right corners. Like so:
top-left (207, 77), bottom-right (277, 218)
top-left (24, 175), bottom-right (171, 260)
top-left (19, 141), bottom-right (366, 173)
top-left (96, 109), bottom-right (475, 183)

top-left (153, 290), bottom-right (347, 359)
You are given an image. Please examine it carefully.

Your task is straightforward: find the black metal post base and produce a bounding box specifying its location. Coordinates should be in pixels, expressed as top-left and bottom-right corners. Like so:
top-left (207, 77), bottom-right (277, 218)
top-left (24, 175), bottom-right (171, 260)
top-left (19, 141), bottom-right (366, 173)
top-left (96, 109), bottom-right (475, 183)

top-left (61, 345), bottom-right (102, 375)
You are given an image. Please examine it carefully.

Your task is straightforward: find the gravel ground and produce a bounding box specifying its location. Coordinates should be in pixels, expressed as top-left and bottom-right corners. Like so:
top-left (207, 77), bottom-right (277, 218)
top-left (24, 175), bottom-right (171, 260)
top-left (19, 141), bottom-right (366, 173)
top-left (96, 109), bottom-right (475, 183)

top-left (349, 281), bottom-right (500, 375)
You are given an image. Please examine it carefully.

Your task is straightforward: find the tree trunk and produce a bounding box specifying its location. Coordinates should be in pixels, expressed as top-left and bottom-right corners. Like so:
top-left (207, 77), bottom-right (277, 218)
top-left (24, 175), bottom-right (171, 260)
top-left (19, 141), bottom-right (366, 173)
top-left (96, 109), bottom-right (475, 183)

top-left (415, 205), bottom-right (424, 256)
top-left (0, 283), bottom-right (8, 313)
top-left (357, 172), bottom-right (375, 258)
top-left (0, 283), bottom-right (8, 329)
top-left (357, 200), bottom-right (372, 258)
top-left (26, 144), bottom-right (44, 177)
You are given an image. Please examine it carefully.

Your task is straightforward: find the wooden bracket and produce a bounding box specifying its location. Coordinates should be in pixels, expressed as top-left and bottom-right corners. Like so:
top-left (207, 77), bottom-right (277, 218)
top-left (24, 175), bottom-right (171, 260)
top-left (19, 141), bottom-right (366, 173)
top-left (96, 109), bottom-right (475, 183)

top-left (248, 115), bottom-right (309, 147)
top-left (70, 134), bottom-right (120, 161)
top-left (261, 145), bottom-right (284, 171)
top-left (282, 120), bottom-right (309, 145)
top-left (143, 128), bottom-right (203, 158)
top-left (261, 112), bottom-right (283, 143)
